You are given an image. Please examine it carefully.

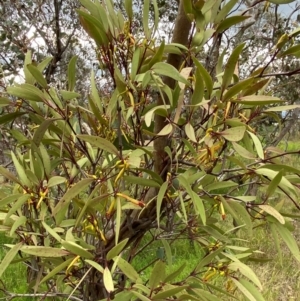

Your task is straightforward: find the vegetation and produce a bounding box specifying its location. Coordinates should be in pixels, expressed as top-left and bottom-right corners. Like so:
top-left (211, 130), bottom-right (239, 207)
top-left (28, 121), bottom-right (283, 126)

top-left (1, 0), bottom-right (300, 300)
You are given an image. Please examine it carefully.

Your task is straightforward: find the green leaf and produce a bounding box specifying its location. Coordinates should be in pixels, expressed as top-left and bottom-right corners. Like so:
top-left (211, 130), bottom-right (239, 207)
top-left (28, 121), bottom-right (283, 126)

top-left (37, 56), bottom-right (53, 73)
top-left (23, 51), bottom-right (34, 84)
top-left (216, 16), bottom-right (250, 34)
top-left (144, 105), bottom-right (170, 127)
top-left (0, 97), bottom-right (11, 107)
top-left (222, 43), bottom-right (245, 91)
top-left (0, 112), bottom-right (26, 125)
top-left (77, 10), bottom-right (109, 46)
top-left (228, 200), bottom-right (252, 236)
top-left (40, 258), bottom-right (73, 284)
top-left (232, 142), bottom-right (256, 159)
top-left (131, 48), bottom-right (141, 79)
top-left (153, 286), bottom-right (188, 300)
top-left (48, 176), bottom-right (66, 188)
top-left (85, 259), bottom-right (104, 273)
top-left (11, 151), bottom-right (31, 187)
top-left (33, 118), bottom-right (59, 146)
top-left (179, 176), bottom-right (206, 225)
top-left (149, 260), bottom-right (166, 290)
top-left (42, 221), bottom-right (62, 242)
top-left (231, 278), bottom-right (257, 301)
top-left (228, 261), bottom-right (262, 290)
top-left (10, 216), bottom-right (27, 236)
top-left (52, 178), bottom-right (94, 217)
top-left (259, 205), bottom-right (285, 224)
top-left (114, 257), bottom-right (141, 283)
top-left (205, 181), bottom-right (238, 192)
top-left (192, 58), bottom-right (213, 99)
top-left (268, 0), bottom-right (294, 4)
top-left (106, 238), bottom-right (129, 260)
top-left (223, 78), bottom-right (255, 102)
top-left (157, 123), bottom-right (173, 136)
top-left (62, 241), bottom-right (93, 259)
top-left (164, 263), bottom-right (186, 282)
top-left (220, 126), bottom-right (246, 142)
top-left (124, 0), bottom-right (133, 19)
top-left (231, 95), bottom-right (284, 105)
top-left (161, 239), bottom-right (172, 266)
top-left (103, 267), bottom-right (114, 293)
top-left (185, 123), bottom-right (197, 142)
top-left (60, 90), bottom-right (81, 100)
top-left (266, 170), bottom-right (283, 199)
top-left (0, 166), bottom-right (21, 184)
top-left (131, 291), bottom-right (151, 301)
top-left (68, 56), bottom-right (77, 91)
top-left (115, 195), bottom-right (121, 244)
top-left (191, 67), bottom-right (204, 105)
top-left (191, 288), bottom-right (221, 301)
top-left (0, 242), bottom-right (23, 278)
top-left (215, 0), bottom-right (239, 23)
top-left (18, 246), bottom-right (70, 257)
top-left (247, 131), bottom-right (264, 159)
top-left (272, 222), bottom-right (300, 262)
top-left (256, 168), bottom-right (296, 196)
top-left (143, 0), bottom-right (150, 39)
top-left (152, 62), bottom-right (190, 85)
top-left (157, 181), bottom-right (168, 228)
top-left (27, 64), bottom-right (48, 88)
top-left (195, 247), bottom-right (225, 272)
top-left (239, 279), bottom-right (266, 301)
top-left (264, 104), bottom-right (300, 112)
top-left (77, 135), bottom-right (120, 157)
top-left (7, 84), bottom-right (45, 102)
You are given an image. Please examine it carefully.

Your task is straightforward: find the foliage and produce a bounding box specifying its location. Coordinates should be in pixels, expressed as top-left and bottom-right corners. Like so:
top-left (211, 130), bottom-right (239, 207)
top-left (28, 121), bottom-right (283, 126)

top-left (1, 0), bottom-right (300, 300)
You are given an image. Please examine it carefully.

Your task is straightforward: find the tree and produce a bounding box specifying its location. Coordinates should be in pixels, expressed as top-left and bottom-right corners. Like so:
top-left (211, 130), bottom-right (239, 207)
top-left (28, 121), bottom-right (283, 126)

top-left (1, 0), bottom-right (300, 300)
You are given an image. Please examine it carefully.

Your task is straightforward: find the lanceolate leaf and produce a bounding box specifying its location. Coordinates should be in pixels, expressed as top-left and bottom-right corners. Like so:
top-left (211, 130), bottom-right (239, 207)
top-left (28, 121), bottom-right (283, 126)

top-left (216, 15), bottom-right (250, 34)
top-left (52, 178), bottom-right (94, 216)
top-left (247, 131), bottom-right (264, 159)
top-left (106, 238), bottom-right (129, 260)
top-left (259, 205), bottom-right (285, 224)
top-left (77, 135), bottom-right (120, 157)
top-left (0, 242), bottom-right (23, 278)
top-left (149, 260), bottom-right (166, 290)
top-left (27, 64), bottom-right (48, 88)
top-left (231, 95), bottom-right (284, 105)
top-left (152, 62), bottom-right (190, 85)
top-left (33, 118), bottom-right (60, 146)
top-left (222, 43), bottom-right (245, 91)
top-left (17, 246), bottom-right (70, 257)
top-left (157, 181), bottom-right (168, 228)
top-left (265, 170), bottom-right (283, 199)
top-left (238, 279), bottom-right (266, 301)
top-left (11, 151), bottom-right (31, 187)
top-left (40, 258), bottom-right (73, 284)
top-left (7, 84), bottom-right (45, 102)
top-left (272, 222), bottom-right (300, 262)
top-left (114, 257), bottom-right (140, 282)
top-left (228, 261), bottom-right (262, 290)
top-left (68, 56), bottom-right (77, 91)
top-left (231, 278), bottom-right (258, 301)
top-left (103, 267), bottom-right (114, 293)
top-left (143, 0), bottom-right (150, 39)
top-left (62, 241), bottom-right (93, 259)
top-left (219, 126), bottom-right (246, 142)
top-left (152, 286), bottom-right (188, 300)
top-left (185, 123), bottom-right (197, 142)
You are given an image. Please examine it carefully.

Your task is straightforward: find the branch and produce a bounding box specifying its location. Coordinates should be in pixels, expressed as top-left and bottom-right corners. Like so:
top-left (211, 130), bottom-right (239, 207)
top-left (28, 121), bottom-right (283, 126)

top-left (0, 292), bottom-right (82, 301)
